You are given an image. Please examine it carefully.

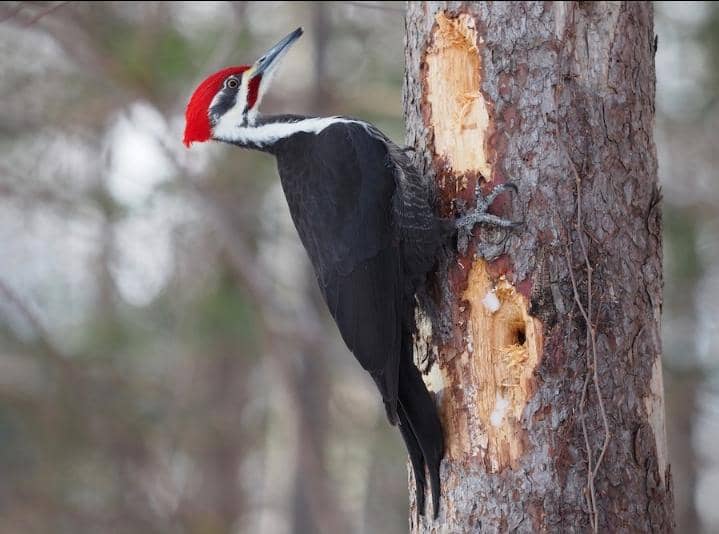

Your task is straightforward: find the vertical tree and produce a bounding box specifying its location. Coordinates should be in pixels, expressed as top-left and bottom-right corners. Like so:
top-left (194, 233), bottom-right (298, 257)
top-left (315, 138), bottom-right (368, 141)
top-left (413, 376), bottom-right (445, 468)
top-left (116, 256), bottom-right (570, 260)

top-left (404, 2), bottom-right (674, 531)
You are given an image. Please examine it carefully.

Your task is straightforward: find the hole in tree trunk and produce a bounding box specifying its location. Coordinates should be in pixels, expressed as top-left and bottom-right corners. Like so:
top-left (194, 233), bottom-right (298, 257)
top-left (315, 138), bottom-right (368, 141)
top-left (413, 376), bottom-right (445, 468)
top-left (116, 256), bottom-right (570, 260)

top-left (512, 324), bottom-right (526, 346)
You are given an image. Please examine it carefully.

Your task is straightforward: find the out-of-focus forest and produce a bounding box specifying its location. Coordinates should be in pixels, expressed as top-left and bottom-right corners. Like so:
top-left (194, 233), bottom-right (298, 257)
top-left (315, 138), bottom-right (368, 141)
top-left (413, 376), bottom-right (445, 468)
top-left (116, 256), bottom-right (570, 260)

top-left (0, 2), bottom-right (715, 533)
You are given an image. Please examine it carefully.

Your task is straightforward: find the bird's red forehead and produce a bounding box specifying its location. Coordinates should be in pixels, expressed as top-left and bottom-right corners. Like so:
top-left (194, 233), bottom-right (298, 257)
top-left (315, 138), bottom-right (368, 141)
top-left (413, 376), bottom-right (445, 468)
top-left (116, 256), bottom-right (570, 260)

top-left (183, 65), bottom-right (250, 147)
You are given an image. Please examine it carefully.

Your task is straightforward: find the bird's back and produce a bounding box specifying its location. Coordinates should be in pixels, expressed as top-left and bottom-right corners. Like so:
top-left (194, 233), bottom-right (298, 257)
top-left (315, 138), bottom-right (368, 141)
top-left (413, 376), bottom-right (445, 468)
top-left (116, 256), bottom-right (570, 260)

top-left (273, 119), bottom-right (442, 291)
top-left (271, 117), bottom-right (445, 517)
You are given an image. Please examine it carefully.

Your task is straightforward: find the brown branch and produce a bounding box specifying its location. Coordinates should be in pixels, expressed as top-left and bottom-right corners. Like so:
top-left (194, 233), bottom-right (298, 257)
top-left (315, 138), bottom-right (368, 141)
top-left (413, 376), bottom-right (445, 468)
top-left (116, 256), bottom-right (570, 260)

top-left (343, 1), bottom-right (405, 13)
top-left (0, 1), bottom-right (71, 25)
top-left (22, 1), bottom-right (71, 26)
top-left (564, 245), bottom-right (597, 530)
top-left (563, 153), bottom-right (611, 534)
top-left (0, 2), bottom-right (24, 23)
top-left (566, 157), bottom-right (611, 482)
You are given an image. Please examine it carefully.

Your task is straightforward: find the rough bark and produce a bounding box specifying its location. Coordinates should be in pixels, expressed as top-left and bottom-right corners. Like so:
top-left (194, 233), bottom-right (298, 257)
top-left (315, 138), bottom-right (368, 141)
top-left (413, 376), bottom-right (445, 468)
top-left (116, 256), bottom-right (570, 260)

top-left (404, 2), bottom-right (674, 532)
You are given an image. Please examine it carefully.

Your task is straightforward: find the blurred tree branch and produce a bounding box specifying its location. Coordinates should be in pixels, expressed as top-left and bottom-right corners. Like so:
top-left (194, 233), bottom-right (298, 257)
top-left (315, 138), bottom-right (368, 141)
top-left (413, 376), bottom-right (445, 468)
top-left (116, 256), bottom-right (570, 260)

top-left (0, 276), bottom-right (69, 367)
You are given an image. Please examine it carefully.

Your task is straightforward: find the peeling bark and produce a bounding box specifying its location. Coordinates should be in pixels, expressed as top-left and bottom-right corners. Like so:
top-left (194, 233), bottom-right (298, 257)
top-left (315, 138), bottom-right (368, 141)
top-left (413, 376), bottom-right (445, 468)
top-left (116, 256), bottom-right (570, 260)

top-left (404, 2), bottom-right (674, 532)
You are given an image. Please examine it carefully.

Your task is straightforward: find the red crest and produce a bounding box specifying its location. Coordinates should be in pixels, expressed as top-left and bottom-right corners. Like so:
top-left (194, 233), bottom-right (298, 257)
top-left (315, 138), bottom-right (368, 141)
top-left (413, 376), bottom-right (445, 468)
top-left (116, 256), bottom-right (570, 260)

top-left (183, 66), bottom-right (250, 147)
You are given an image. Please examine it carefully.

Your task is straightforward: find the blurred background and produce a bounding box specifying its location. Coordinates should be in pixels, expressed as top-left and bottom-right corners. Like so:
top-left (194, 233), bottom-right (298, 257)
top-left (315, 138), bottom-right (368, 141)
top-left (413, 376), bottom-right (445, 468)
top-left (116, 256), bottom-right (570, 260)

top-left (0, 1), bottom-right (715, 533)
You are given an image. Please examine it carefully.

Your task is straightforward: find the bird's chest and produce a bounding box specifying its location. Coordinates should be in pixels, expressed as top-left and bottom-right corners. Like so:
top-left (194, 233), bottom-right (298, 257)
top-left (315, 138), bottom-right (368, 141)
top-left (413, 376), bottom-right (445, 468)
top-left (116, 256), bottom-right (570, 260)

top-left (278, 136), bottom-right (363, 221)
top-left (274, 139), bottom-right (361, 270)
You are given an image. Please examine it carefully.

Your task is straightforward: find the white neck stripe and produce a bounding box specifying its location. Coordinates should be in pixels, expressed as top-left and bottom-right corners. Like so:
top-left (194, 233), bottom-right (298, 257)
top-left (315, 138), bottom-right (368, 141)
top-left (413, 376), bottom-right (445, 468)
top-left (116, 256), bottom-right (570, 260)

top-left (213, 116), bottom-right (358, 147)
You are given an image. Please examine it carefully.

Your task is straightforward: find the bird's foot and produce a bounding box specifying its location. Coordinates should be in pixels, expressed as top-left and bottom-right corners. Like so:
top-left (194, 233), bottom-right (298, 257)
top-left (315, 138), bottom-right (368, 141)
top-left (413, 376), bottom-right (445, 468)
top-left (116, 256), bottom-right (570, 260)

top-left (456, 182), bottom-right (523, 256)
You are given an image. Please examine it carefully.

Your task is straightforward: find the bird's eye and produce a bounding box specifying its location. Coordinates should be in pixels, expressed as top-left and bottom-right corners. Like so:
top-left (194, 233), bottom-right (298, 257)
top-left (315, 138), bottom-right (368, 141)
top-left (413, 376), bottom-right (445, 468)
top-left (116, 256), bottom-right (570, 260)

top-left (226, 78), bottom-right (239, 89)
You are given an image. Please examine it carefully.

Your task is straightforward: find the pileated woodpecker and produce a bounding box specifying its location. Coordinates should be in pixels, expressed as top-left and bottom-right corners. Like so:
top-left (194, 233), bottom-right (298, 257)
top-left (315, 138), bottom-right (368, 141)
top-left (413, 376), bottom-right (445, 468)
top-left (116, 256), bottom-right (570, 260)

top-left (184, 28), bottom-right (518, 518)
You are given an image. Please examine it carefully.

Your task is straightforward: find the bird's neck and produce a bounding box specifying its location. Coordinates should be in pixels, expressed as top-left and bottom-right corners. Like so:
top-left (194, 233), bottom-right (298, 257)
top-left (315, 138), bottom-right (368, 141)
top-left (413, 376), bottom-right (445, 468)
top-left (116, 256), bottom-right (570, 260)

top-left (214, 114), bottom-right (356, 151)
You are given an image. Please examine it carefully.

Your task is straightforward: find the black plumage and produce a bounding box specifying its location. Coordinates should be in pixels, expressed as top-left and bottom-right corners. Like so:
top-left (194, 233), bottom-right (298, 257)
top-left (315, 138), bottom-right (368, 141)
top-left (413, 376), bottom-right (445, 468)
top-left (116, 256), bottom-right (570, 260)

top-left (237, 116), bottom-right (446, 517)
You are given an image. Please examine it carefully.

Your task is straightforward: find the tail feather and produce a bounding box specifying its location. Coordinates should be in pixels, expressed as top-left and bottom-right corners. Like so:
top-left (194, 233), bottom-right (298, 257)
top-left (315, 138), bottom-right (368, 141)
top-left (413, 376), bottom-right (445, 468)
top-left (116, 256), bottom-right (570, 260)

top-left (398, 352), bottom-right (444, 518)
top-left (397, 404), bottom-right (426, 516)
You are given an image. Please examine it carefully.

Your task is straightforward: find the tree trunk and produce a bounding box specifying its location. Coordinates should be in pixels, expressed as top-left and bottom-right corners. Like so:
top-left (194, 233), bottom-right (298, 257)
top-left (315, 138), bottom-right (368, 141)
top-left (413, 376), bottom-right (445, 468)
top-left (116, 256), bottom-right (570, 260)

top-left (404, 2), bottom-right (674, 532)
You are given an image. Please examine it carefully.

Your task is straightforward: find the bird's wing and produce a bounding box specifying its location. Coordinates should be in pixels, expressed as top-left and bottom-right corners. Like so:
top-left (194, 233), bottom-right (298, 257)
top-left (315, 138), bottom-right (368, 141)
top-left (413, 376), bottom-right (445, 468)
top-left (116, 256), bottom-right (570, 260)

top-left (321, 244), bottom-right (403, 421)
top-left (280, 122), bottom-right (405, 419)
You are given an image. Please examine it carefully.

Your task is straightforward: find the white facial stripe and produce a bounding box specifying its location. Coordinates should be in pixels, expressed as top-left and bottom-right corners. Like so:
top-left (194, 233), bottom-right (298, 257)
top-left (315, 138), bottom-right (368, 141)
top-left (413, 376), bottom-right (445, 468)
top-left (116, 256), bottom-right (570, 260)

top-left (213, 116), bottom-right (359, 147)
top-left (214, 101), bottom-right (247, 135)
top-left (208, 73), bottom-right (249, 129)
top-left (237, 73), bottom-right (250, 114)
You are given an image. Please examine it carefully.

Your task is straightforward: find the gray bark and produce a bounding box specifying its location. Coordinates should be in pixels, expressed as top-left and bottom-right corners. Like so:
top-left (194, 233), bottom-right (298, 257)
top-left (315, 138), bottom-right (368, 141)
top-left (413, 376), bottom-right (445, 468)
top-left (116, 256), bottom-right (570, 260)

top-left (404, 2), bottom-right (674, 532)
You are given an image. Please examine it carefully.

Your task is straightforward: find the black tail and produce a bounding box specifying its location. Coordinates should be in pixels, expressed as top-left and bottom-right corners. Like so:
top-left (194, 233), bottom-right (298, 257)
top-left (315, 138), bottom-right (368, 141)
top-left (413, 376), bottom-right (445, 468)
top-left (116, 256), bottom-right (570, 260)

top-left (397, 341), bottom-right (444, 519)
top-left (397, 404), bottom-right (426, 513)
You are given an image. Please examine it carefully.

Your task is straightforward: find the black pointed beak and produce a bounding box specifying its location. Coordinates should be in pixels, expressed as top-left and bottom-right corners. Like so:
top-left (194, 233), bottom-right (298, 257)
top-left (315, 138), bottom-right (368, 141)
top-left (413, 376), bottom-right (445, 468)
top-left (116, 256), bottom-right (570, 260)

top-left (253, 27), bottom-right (303, 76)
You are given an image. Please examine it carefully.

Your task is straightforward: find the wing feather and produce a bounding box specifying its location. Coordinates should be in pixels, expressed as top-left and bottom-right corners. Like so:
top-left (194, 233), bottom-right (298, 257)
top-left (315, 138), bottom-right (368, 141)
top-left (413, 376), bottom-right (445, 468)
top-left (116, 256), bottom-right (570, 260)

top-left (276, 122), bottom-right (404, 419)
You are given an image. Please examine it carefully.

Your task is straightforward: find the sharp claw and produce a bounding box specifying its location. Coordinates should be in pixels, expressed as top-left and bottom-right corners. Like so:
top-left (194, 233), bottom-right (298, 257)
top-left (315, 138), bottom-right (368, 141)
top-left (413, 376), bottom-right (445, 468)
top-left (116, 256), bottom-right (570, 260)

top-left (457, 212), bottom-right (521, 230)
top-left (454, 181), bottom-right (522, 235)
top-left (504, 182), bottom-right (519, 195)
top-left (484, 182), bottom-right (520, 206)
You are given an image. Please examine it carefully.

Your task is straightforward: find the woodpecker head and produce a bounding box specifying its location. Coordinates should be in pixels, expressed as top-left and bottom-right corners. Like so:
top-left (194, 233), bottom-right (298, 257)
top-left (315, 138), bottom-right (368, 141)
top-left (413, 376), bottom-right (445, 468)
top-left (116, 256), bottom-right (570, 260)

top-left (183, 27), bottom-right (303, 147)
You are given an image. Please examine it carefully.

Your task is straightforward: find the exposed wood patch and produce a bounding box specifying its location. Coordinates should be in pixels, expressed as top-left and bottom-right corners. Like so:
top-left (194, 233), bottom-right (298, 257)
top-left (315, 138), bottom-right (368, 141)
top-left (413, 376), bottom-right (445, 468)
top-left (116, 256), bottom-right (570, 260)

top-left (645, 354), bottom-right (668, 484)
top-left (441, 261), bottom-right (542, 471)
top-left (426, 12), bottom-right (492, 178)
